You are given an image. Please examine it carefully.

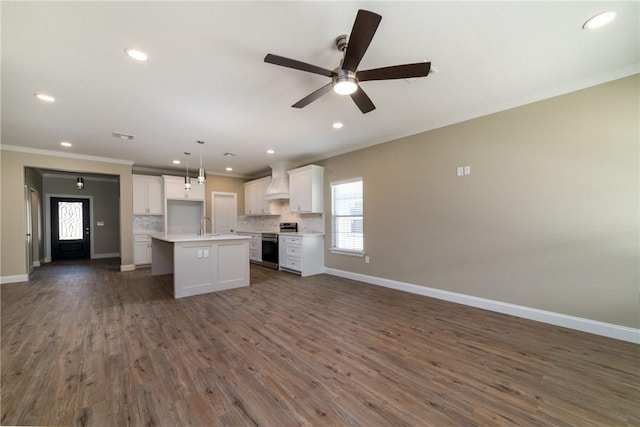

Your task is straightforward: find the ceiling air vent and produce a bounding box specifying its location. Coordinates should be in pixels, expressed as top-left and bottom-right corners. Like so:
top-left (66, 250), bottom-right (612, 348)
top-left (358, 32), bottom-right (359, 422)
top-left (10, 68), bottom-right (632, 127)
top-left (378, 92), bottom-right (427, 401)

top-left (112, 132), bottom-right (134, 141)
top-left (224, 152), bottom-right (237, 157)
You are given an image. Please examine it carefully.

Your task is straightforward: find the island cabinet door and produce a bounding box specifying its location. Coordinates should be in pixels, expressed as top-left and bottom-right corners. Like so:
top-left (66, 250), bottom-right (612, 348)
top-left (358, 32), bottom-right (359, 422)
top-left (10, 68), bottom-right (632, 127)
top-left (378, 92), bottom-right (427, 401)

top-left (174, 242), bottom-right (217, 298)
top-left (216, 241), bottom-right (250, 289)
top-left (172, 240), bottom-right (250, 298)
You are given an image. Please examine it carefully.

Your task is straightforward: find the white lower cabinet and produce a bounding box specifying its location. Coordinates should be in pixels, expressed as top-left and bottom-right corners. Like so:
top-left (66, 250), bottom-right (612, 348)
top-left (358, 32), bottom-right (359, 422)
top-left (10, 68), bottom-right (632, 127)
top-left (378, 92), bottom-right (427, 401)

top-left (134, 235), bottom-right (152, 265)
top-left (279, 234), bottom-right (324, 277)
top-left (237, 232), bottom-right (262, 262)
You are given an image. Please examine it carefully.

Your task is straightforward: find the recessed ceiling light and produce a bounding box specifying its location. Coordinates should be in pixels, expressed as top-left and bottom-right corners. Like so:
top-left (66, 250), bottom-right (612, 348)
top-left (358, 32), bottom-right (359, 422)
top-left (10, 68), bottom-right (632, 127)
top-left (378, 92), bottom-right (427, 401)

top-left (124, 48), bottom-right (148, 61)
top-left (266, 149), bottom-right (275, 154)
top-left (332, 122), bottom-right (344, 129)
top-left (583, 10), bottom-right (616, 30)
top-left (226, 167), bottom-right (233, 172)
top-left (172, 160), bottom-right (181, 165)
top-left (60, 141), bottom-right (72, 147)
top-left (35, 93), bottom-right (55, 102)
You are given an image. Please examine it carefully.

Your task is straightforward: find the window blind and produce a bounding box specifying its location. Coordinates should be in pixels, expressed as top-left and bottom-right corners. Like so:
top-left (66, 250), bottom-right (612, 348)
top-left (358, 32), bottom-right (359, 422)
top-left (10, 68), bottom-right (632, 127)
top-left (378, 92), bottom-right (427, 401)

top-left (331, 179), bottom-right (363, 252)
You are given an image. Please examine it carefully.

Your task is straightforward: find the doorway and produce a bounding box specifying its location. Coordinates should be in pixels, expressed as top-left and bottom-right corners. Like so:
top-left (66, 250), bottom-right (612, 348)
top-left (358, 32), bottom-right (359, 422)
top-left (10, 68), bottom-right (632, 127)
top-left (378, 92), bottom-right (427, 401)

top-left (211, 192), bottom-right (237, 234)
top-left (26, 188), bottom-right (41, 273)
top-left (50, 197), bottom-right (90, 261)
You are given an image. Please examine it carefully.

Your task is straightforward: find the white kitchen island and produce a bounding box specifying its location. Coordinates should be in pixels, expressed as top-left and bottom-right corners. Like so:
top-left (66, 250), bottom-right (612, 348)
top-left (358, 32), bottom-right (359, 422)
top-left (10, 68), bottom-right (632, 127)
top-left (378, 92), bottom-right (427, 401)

top-left (151, 234), bottom-right (250, 298)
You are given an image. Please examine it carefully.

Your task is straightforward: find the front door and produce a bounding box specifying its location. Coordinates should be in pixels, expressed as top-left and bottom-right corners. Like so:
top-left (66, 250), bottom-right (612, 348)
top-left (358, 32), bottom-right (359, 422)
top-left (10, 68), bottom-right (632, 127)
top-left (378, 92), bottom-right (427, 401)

top-left (51, 197), bottom-right (90, 261)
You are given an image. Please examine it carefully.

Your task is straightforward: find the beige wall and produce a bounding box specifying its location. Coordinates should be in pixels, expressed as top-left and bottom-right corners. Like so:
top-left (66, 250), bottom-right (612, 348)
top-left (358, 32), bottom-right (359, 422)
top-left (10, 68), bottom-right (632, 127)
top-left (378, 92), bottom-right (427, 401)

top-left (204, 173), bottom-right (246, 218)
top-left (319, 74), bottom-right (639, 328)
top-left (1, 149), bottom-right (133, 276)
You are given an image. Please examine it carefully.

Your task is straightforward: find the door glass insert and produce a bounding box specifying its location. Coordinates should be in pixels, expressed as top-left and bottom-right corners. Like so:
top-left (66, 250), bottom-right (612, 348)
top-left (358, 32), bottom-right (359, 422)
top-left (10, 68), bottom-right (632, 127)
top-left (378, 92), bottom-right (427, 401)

top-left (58, 202), bottom-right (83, 240)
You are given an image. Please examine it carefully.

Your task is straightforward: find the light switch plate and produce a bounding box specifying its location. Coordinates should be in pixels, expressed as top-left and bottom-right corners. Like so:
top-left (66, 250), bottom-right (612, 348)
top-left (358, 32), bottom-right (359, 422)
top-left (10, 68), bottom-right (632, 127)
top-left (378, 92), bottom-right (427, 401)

top-left (456, 166), bottom-right (464, 176)
top-left (464, 166), bottom-right (471, 175)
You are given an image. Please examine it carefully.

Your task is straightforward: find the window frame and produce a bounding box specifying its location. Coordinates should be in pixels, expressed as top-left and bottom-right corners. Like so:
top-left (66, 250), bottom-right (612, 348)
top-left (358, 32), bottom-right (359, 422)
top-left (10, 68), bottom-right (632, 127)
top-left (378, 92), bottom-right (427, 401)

top-left (330, 177), bottom-right (364, 257)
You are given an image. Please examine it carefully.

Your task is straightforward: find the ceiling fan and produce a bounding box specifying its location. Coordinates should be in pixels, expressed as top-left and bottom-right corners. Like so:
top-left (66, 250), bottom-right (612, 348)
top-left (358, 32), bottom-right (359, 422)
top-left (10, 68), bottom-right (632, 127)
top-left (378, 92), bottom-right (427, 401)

top-left (264, 9), bottom-right (431, 114)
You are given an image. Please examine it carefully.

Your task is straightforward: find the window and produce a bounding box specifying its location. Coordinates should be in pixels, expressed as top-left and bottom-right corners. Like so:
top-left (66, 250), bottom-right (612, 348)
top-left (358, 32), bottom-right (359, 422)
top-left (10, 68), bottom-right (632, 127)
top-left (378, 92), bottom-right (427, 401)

top-left (58, 201), bottom-right (84, 240)
top-left (331, 178), bottom-right (363, 254)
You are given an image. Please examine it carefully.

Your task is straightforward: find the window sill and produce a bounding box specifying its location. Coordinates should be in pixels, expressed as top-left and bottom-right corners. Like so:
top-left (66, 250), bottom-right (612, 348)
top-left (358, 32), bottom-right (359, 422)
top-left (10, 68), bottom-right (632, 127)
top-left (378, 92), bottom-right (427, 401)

top-left (330, 248), bottom-right (364, 257)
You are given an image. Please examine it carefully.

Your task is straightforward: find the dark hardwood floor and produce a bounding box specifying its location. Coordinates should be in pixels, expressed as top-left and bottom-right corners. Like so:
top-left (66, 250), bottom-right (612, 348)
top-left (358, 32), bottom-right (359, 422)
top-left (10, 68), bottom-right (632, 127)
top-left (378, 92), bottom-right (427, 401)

top-left (1, 258), bottom-right (638, 426)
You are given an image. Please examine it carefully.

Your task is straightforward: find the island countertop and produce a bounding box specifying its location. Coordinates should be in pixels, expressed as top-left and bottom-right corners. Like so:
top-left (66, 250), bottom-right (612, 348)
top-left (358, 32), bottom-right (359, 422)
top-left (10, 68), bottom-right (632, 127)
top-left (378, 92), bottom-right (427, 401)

top-left (151, 233), bottom-right (250, 243)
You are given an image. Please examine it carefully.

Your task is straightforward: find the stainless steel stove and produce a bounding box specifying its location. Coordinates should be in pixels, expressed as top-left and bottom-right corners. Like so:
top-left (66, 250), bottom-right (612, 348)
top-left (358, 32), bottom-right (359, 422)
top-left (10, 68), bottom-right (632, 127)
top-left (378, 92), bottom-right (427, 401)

top-left (259, 223), bottom-right (298, 270)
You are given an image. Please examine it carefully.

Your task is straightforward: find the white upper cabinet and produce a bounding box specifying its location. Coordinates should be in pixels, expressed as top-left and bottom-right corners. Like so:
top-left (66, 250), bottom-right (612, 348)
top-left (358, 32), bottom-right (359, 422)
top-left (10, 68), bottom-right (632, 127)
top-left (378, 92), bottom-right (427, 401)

top-left (288, 165), bottom-right (324, 214)
top-left (244, 177), bottom-right (278, 215)
top-left (164, 175), bottom-right (205, 201)
top-left (133, 175), bottom-right (164, 215)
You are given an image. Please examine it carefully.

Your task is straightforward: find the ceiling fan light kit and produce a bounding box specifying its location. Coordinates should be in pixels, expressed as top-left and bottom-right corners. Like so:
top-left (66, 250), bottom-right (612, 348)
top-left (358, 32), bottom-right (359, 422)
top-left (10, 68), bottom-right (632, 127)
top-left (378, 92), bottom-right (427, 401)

top-left (264, 9), bottom-right (431, 114)
top-left (333, 70), bottom-right (358, 95)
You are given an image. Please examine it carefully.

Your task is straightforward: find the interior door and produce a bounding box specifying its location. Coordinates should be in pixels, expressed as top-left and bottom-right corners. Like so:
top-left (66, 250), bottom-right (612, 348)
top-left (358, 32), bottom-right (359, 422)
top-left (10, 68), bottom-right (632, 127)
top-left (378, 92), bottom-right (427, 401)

top-left (212, 192), bottom-right (237, 234)
top-left (25, 187), bottom-right (33, 273)
top-left (51, 197), bottom-right (90, 261)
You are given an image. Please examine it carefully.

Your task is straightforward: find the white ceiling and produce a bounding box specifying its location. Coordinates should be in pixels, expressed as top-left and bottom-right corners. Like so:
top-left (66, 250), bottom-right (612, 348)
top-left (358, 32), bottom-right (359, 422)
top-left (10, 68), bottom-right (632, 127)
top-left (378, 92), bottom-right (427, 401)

top-left (2, 1), bottom-right (638, 177)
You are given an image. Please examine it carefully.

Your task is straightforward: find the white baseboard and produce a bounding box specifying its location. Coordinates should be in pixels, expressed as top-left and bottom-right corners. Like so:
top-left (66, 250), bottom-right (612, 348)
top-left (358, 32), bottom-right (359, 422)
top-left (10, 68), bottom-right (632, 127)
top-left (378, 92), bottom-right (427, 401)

top-left (1, 274), bottom-right (29, 284)
top-left (92, 252), bottom-right (120, 259)
top-left (324, 268), bottom-right (640, 344)
top-left (33, 261), bottom-right (41, 267)
top-left (120, 264), bottom-right (135, 272)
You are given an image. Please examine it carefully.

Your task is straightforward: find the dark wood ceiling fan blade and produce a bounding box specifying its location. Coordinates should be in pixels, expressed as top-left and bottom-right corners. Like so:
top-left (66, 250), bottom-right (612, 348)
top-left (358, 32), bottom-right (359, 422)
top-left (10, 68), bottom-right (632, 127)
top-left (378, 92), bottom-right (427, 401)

top-left (292, 83), bottom-right (333, 108)
top-left (342, 10), bottom-right (382, 72)
top-left (264, 54), bottom-right (334, 77)
top-left (350, 87), bottom-right (376, 114)
top-left (357, 62), bottom-right (431, 82)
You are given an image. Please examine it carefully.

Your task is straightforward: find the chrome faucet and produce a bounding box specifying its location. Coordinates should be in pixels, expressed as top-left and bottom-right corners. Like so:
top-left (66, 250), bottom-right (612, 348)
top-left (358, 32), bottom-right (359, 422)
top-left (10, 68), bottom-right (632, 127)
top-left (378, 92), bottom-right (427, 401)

top-left (199, 216), bottom-right (211, 236)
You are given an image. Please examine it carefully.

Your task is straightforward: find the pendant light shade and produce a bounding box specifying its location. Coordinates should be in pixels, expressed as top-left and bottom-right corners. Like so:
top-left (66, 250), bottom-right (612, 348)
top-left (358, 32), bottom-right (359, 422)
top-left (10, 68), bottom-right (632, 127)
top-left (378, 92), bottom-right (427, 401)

top-left (184, 152), bottom-right (191, 191)
top-left (76, 176), bottom-right (84, 189)
top-left (197, 140), bottom-right (206, 184)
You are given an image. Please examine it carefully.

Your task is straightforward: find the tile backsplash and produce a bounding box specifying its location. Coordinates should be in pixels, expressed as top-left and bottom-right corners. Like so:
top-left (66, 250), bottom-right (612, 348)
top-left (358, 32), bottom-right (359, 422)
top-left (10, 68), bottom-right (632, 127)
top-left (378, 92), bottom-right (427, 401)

top-left (133, 215), bottom-right (164, 234)
top-left (236, 200), bottom-right (325, 234)
top-left (133, 202), bottom-right (326, 235)
top-left (236, 213), bottom-right (324, 234)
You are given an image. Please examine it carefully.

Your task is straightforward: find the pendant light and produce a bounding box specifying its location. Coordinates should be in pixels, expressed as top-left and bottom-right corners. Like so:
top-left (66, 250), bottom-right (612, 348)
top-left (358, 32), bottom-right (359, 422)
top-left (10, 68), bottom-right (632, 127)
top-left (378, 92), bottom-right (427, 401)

top-left (197, 140), bottom-right (206, 184)
top-left (76, 176), bottom-right (84, 189)
top-left (184, 152), bottom-right (191, 191)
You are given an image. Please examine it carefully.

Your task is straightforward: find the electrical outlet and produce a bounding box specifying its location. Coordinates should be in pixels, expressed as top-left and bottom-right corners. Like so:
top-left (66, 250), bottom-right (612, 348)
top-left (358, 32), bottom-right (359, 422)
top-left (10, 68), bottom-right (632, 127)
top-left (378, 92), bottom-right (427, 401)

top-left (365, 256), bottom-right (370, 264)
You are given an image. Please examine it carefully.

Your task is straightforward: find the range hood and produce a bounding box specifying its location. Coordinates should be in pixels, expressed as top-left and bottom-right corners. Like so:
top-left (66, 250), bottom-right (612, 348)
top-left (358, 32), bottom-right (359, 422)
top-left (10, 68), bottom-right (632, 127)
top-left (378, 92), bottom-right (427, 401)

top-left (264, 161), bottom-right (293, 200)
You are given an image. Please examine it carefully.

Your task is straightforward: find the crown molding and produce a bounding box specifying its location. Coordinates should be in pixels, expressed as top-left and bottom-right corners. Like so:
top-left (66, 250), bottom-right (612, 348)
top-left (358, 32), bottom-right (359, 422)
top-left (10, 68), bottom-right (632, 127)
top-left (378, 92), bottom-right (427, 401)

top-left (0, 144), bottom-right (134, 166)
top-left (42, 172), bottom-right (118, 183)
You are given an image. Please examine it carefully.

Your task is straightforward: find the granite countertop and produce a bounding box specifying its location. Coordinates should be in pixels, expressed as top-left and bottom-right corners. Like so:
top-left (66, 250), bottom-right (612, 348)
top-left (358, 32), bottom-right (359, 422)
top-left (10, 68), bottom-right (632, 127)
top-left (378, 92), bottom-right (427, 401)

top-left (278, 232), bottom-right (325, 236)
top-left (151, 233), bottom-right (251, 243)
top-left (235, 230), bottom-right (325, 236)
